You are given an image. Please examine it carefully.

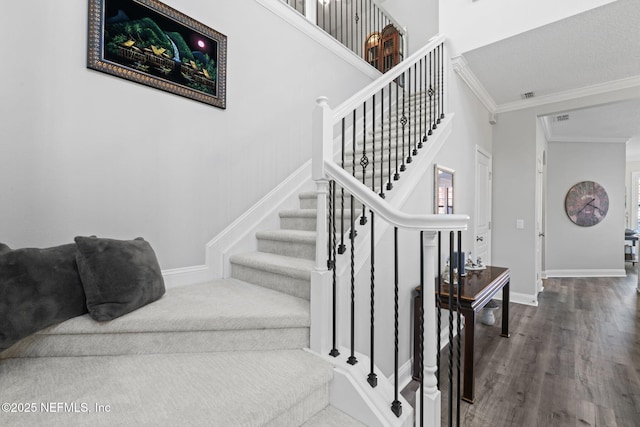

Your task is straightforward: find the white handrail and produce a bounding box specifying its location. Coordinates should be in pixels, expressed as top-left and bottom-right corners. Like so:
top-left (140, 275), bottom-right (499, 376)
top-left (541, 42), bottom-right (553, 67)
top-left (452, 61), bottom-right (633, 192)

top-left (332, 33), bottom-right (446, 121)
top-left (325, 161), bottom-right (469, 231)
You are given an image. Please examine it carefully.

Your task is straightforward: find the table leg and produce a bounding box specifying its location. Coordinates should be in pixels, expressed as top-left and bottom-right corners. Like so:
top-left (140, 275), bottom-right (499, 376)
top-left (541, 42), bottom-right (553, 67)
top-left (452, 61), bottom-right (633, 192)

top-left (501, 280), bottom-right (510, 338)
top-left (461, 307), bottom-right (475, 403)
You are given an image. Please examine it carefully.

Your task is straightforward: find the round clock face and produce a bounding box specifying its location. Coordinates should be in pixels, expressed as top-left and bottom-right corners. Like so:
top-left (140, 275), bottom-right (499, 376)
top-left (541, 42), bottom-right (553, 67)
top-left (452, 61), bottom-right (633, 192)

top-left (565, 181), bottom-right (609, 227)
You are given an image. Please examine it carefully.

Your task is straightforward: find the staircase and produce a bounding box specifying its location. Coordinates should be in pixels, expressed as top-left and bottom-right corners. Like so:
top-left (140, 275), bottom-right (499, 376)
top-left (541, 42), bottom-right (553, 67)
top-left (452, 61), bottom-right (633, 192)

top-left (0, 282), bottom-right (362, 425)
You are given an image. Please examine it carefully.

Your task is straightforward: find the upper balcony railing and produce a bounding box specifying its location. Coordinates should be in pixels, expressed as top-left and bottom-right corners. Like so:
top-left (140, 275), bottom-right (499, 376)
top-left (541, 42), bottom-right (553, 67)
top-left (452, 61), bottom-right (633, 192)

top-left (280, 0), bottom-right (406, 73)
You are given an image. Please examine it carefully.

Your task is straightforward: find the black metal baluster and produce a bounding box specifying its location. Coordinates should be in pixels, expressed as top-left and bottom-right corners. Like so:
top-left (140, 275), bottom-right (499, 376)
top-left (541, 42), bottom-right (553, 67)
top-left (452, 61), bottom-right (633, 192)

top-left (394, 80), bottom-right (400, 181)
top-left (386, 82), bottom-right (392, 191)
top-left (419, 231), bottom-right (425, 427)
top-left (329, 180), bottom-right (339, 357)
top-left (428, 49), bottom-right (433, 136)
top-left (456, 231), bottom-right (462, 427)
top-left (432, 48), bottom-right (437, 131)
top-left (413, 63), bottom-right (418, 156)
top-left (367, 209), bottom-right (377, 388)
top-left (406, 67), bottom-right (412, 164)
top-left (436, 231), bottom-right (442, 389)
top-left (440, 43), bottom-right (445, 121)
top-left (379, 88), bottom-right (385, 198)
top-left (423, 54), bottom-right (428, 146)
top-left (340, 0), bottom-right (343, 44)
top-left (391, 227), bottom-right (402, 417)
top-left (348, 188), bottom-right (357, 365)
top-left (448, 231), bottom-right (454, 426)
top-left (433, 45), bottom-right (439, 130)
top-left (372, 94), bottom-right (376, 194)
top-left (333, 2), bottom-right (340, 40)
top-left (360, 101), bottom-right (368, 225)
top-left (401, 73), bottom-right (407, 171)
top-left (418, 58), bottom-right (423, 149)
top-left (339, 118), bottom-right (346, 254)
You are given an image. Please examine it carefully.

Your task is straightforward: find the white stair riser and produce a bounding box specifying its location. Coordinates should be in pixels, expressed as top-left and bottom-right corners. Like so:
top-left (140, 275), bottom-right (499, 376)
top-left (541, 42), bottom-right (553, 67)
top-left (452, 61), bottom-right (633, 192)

top-left (1, 328), bottom-right (310, 359)
top-left (231, 263), bottom-right (311, 300)
top-left (258, 237), bottom-right (316, 260)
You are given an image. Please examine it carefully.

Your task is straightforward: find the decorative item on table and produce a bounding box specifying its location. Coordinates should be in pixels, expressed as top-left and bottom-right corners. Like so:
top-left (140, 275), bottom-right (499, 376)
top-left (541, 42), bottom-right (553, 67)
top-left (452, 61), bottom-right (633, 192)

top-left (442, 258), bottom-right (459, 284)
top-left (465, 253), bottom-right (486, 271)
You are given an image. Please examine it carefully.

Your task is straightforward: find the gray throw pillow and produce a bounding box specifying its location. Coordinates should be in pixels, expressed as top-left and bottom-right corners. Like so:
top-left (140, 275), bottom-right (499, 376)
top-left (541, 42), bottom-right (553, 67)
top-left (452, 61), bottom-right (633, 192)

top-left (74, 236), bottom-right (165, 321)
top-left (0, 243), bottom-right (88, 352)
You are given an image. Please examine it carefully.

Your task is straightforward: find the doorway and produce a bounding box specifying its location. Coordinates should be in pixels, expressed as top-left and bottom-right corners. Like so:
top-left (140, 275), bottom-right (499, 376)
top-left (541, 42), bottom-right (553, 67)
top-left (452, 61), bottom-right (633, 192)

top-left (475, 147), bottom-right (492, 265)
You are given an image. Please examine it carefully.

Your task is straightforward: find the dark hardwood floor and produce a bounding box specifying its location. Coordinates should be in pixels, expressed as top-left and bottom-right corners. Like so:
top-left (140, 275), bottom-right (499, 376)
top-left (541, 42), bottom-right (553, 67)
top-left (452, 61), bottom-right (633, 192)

top-left (406, 264), bottom-right (640, 427)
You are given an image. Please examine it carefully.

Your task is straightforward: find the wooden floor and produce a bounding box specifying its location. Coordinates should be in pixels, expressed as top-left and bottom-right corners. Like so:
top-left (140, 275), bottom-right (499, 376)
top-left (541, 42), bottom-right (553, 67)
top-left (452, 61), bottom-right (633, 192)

top-left (408, 265), bottom-right (640, 427)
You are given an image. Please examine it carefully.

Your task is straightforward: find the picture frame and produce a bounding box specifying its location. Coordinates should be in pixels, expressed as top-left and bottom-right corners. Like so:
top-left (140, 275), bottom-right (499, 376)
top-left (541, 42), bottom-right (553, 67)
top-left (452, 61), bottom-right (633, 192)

top-left (434, 164), bottom-right (455, 214)
top-left (88, 0), bottom-right (227, 109)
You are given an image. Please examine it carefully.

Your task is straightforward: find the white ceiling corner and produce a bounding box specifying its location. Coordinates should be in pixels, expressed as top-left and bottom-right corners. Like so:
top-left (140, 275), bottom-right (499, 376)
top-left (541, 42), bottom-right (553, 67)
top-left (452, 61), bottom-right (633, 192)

top-left (451, 56), bottom-right (497, 114)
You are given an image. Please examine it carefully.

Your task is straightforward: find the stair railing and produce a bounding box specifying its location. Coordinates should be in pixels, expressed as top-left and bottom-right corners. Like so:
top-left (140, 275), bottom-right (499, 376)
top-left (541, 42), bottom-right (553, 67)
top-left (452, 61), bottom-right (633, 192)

top-left (279, 0), bottom-right (406, 70)
top-left (311, 34), bottom-right (469, 426)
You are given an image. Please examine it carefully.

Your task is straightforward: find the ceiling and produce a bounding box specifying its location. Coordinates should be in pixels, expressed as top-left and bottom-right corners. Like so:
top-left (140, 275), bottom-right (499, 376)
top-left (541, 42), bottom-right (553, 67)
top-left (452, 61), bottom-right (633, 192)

top-left (459, 0), bottom-right (640, 158)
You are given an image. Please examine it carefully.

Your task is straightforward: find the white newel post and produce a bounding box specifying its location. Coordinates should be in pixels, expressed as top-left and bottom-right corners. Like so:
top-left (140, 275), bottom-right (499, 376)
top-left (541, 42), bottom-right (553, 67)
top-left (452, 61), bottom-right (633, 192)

top-left (417, 231), bottom-right (441, 427)
top-left (310, 96), bottom-right (334, 355)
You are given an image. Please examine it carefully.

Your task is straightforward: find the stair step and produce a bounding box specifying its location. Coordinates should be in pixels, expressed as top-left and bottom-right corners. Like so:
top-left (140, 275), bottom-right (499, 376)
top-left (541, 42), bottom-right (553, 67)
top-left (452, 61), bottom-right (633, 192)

top-left (0, 349), bottom-right (333, 426)
top-left (279, 208), bottom-right (360, 231)
top-left (0, 279), bottom-right (310, 359)
top-left (230, 252), bottom-right (314, 300)
top-left (257, 229), bottom-right (316, 260)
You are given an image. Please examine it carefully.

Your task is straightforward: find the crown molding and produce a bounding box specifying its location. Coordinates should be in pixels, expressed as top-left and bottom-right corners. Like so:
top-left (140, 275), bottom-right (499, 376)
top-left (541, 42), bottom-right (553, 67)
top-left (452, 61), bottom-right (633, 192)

top-left (496, 75), bottom-right (640, 114)
top-left (547, 136), bottom-right (630, 144)
top-left (451, 55), bottom-right (497, 114)
top-left (540, 111), bottom-right (631, 144)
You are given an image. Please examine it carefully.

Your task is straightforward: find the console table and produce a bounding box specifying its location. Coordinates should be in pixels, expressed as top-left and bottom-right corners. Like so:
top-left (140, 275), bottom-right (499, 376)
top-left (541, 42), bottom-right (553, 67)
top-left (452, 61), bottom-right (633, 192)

top-left (413, 266), bottom-right (510, 404)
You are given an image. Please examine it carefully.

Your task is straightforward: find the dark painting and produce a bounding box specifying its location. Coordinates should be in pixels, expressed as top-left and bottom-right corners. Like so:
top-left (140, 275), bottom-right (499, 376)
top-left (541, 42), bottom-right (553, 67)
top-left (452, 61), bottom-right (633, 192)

top-left (88, 0), bottom-right (227, 108)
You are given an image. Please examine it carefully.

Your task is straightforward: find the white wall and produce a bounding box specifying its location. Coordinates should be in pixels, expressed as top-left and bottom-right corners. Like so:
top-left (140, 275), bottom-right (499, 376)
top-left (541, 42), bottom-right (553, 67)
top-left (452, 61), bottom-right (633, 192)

top-left (492, 86), bottom-right (640, 301)
top-left (0, 0), bottom-right (379, 270)
top-left (440, 0), bottom-right (617, 55)
top-left (545, 141), bottom-right (625, 275)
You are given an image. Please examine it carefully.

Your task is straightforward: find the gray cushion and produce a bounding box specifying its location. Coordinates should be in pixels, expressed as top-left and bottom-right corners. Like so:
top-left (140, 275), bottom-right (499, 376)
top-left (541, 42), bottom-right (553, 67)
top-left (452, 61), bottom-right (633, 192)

top-left (0, 243), bottom-right (87, 352)
top-left (74, 236), bottom-right (165, 321)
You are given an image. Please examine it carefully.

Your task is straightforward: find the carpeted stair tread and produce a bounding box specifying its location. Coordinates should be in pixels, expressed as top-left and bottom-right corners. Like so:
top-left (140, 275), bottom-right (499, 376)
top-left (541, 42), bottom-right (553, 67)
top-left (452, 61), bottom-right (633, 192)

top-left (1, 279), bottom-right (311, 358)
top-left (0, 349), bottom-right (333, 427)
top-left (46, 279), bottom-right (308, 333)
top-left (230, 252), bottom-right (314, 280)
top-left (301, 405), bottom-right (367, 426)
top-left (256, 229), bottom-right (317, 244)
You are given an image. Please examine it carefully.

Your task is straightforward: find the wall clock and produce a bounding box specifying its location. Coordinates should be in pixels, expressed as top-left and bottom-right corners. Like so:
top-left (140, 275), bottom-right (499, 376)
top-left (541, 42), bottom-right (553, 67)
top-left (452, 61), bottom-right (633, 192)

top-left (564, 181), bottom-right (609, 227)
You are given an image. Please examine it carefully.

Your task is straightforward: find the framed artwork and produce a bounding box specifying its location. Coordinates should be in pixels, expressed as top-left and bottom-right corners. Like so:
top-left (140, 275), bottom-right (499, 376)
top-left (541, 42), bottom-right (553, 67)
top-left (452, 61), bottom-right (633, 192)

top-left (88, 0), bottom-right (227, 108)
top-left (435, 164), bottom-right (455, 214)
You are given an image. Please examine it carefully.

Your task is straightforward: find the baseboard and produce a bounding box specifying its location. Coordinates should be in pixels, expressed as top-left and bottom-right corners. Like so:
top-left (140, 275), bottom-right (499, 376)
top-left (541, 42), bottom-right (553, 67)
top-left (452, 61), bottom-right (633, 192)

top-left (545, 269), bottom-right (627, 278)
top-left (162, 265), bottom-right (210, 289)
top-left (492, 291), bottom-right (539, 307)
top-left (387, 359), bottom-right (414, 393)
top-left (314, 346), bottom-right (413, 427)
